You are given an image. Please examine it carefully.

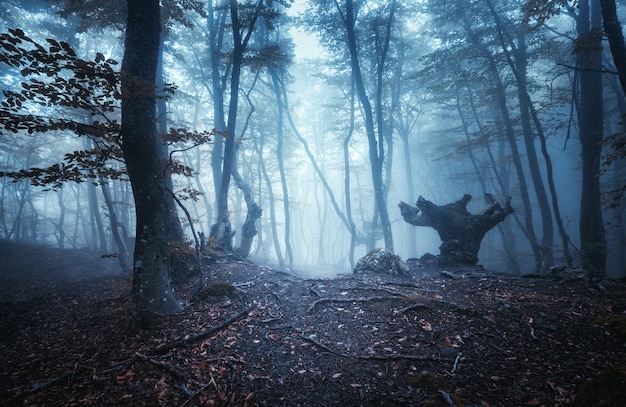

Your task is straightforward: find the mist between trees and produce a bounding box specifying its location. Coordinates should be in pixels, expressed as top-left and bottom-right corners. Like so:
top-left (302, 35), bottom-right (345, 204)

top-left (1, 0), bottom-right (625, 283)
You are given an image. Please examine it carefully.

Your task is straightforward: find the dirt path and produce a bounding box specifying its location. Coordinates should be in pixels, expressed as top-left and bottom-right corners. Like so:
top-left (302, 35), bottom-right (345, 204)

top-left (1, 241), bottom-right (625, 406)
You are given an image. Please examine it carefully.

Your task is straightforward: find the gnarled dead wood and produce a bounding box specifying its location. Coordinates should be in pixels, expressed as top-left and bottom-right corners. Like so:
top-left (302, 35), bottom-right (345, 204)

top-left (399, 194), bottom-right (513, 264)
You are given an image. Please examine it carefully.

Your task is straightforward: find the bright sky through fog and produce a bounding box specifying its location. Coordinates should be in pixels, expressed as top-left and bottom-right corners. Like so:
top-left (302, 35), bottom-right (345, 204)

top-left (288, 0), bottom-right (325, 60)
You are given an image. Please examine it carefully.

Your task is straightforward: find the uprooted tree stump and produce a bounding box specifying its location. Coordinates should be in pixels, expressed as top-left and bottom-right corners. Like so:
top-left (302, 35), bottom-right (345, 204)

top-left (398, 194), bottom-right (513, 265)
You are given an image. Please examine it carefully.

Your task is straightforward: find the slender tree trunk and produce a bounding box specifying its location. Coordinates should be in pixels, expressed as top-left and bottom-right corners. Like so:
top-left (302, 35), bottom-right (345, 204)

top-left (11, 182), bottom-right (29, 241)
top-left (461, 82), bottom-right (521, 274)
top-left (486, 53), bottom-right (543, 273)
top-left (577, 0), bottom-right (607, 276)
top-left (87, 180), bottom-right (107, 252)
top-left (207, 0), bottom-right (228, 208)
top-left (156, 39), bottom-right (185, 244)
top-left (72, 184), bottom-right (83, 249)
top-left (344, 80), bottom-right (358, 269)
top-left (464, 8), bottom-right (540, 272)
top-left (100, 176), bottom-right (131, 273)
top-left (279, 76), bottom-right (356, 252)
top-left (456, 87), bottom-right (521, 274)
top-left (486, 1), bottom-right (555, 270)
top-left (399, 126), bottom-right (417, 255)
top-left (54, 189), bottom-right (66, 249)
top-left (0, 175), bottom-right (8, 239)
top-left (231, 148), bottom-right (262, 259)
top-left (269, 70), bottom-right (293, 266)
top-left (514, 30), bottom-right (554, 269)
top-left (374, 0), bottom-right (397, 221)
top-left (526, 95), bottom-right (574, 266)
top-left (342, 0), bottom-right (393, 251)
top-left (255, 133), bottom-right (284, 266)
top-left (213, 0), bottom-right (262, 250)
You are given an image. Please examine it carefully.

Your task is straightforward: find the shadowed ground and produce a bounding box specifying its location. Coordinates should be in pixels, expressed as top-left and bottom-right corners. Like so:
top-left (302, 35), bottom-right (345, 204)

top-left (1, 239), bottom-right (625, 406)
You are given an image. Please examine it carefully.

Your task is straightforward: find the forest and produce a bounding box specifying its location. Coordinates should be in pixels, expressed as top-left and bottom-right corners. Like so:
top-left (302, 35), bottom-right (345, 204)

top-left (1, 0), bottom-right (626, 406)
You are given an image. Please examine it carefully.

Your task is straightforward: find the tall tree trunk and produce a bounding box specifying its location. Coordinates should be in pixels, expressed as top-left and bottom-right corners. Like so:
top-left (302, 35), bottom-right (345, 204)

top-left (513, 29), bottom-right (554, 269)
top-left (577, 0), bottom-right (607, 276)
top-left (463, 10), bottom-right (541, 272)
top-left (486, 1), bottom-right (555, 270)
top-left (207, 0), bottom-right (228, 209)
top-left (461, 81), bottom-right (521, 274)
top-left (99, 176), bottom-right (131, 273)
top-left (156, 39), bottom-right (185, 244)
top-left (344, 80), bottom-right (359, 269)
top-left (54, 189), bottom-right (66, 249)
top-left (231, 142), bottom-right (262, 259)
top-left (486, 53), bottom-right (543, 273)
top-left (600, 0), bottom-right (626, 96)
top-left (456, 86), bottom-right (521, 274)
top-left (122, 0), bottom-right (181, 326)
top-left (213, 0), bottom-right (262, 250)
top-left (342, 0), bottom-right (393, 251)
top-left (255, 132), bottom-right (284, 266)
top-left (279, 74), bottom-right (357, 262)
top-left (269, 69), bottom-right (293, 267)
top-left (86, 156), bottom-right (108, 252)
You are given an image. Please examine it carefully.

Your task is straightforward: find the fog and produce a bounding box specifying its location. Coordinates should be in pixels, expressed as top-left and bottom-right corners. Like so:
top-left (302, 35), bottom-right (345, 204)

top-left (1, 0), bottom-right (625, 278)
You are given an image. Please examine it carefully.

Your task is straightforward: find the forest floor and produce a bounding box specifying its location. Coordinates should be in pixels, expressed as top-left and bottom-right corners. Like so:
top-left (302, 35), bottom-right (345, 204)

top-left (1, 239), bottom-right (626, 407)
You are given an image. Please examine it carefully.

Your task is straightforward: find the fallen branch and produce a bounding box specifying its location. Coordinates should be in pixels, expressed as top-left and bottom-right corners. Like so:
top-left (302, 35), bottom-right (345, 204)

top-left (383, 281), bottom-right (421, 289)
top-left (299, 334), bottom-right (342, 355)
top-left (134, 352), bottom-right (185, 380)
top-left (181, 373), bottom-right (220, 407)
top-left (300, 334), bottom-right (445, 363)
top-left (149, 306), bottom-right (254, 356)
top-left (307, 296), bottom-right (399, 313)
top-left (3, 372), bottom-right (73, 402)
top-left (356, 353), bottom-right (443, 362)
top-left (395, 303), bottom-right (430, 314)
top-left (451, 351), bottom-right (463, 374)
top-left (220, 362), bottom-right (238, 407)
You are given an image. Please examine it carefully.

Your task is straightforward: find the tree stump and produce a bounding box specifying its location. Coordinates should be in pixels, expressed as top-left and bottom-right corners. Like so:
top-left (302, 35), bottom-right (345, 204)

top-left (354, 248), bottom-right (409, 276)
top-left (398, 194), bottom-right (513, 265)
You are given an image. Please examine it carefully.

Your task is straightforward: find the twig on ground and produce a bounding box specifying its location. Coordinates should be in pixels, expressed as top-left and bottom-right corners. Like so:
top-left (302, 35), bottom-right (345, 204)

top-left (220, 363), bottom-right (238, 407)
top-left (307, 296), bottom-right (399, 313)
top-left (134, 352), bottom-right (185, 380)
top-left (181, 379), bottom-right (217, 407)
top-left (527, 319), bottom-right (537, 339)
top-left (260, 316), bottom-right (282, 324)
top-left (299, 334), bottom-right (342, 355)
top-left (451, 352), bottom-right (462, 374)
top-left (356, 353), bottom-right (442, 362)
top-left (395, 303), bottom-right (429, 314)
top-left (309, 287), bottom-right (322, 297)
top-left (300, 334), bottom-right (444, 362)
top-left (149, 306), bottom-right (254, 356)
top-left (4, 372), bottom-right (73, 402)
top-left (382, 281), bottom-right (421, 289)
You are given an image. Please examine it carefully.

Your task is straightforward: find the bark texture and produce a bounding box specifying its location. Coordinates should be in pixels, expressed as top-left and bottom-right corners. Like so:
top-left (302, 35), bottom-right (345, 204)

top-left (122, 0), bottom-right (181, 327)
